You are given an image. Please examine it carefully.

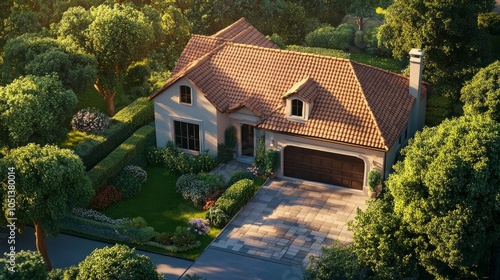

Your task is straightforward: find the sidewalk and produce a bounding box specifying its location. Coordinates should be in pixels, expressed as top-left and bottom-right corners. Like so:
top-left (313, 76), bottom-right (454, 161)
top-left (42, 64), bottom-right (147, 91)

top-left (0, 226), bottom-right (193, 279)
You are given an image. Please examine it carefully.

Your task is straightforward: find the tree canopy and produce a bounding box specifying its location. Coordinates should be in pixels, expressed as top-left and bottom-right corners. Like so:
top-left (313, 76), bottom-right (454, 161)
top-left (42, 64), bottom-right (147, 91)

top-left (0, 75), bottom-right (77, 149)
top-left (1, 33), bottom-right (97, 90)
top-left (0, 144), bottom-right (93, 270)
top-left (0, 250), bottom-right (47, 280)
top-left (350, 115), bottom-right (500, 278)
top-left (461, 60), bottom-right (500, 122)
top-left (379, 0), bottom-right (494, 98)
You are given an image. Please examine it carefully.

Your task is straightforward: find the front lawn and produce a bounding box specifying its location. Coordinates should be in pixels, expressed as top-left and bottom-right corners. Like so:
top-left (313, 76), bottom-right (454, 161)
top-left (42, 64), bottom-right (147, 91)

top-left (101, 166), bottom-right (220, 259)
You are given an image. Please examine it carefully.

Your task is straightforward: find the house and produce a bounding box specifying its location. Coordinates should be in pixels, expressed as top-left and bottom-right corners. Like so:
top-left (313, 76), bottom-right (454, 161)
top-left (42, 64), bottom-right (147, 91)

top-left (149, 18), bottom-right (426, 192)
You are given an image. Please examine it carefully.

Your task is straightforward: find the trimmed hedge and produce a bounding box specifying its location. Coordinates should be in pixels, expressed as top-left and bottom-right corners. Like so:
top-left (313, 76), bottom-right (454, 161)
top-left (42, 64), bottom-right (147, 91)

top-left (87, 124), bottom-right (155, 190)
top-left (73, 97), bottom-right (154, 170)
top-left (215, 179), bottom-right (254, 216)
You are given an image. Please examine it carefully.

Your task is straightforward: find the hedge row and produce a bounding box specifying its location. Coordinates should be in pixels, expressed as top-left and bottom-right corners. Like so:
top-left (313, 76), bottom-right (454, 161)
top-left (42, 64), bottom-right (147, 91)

top-left (87, 124), bottom-right (155, 190)
top-left (215, 179), bottom-right (255, 216)
top-left (73, 97), bottom-right (154, 170)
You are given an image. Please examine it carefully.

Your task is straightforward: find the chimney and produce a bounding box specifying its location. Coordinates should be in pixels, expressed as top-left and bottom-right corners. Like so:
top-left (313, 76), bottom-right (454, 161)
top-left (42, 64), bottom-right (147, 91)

top-left (409, 49), bottom-right (424, 99)
top-left (408, 48), bottom-right (425, 132)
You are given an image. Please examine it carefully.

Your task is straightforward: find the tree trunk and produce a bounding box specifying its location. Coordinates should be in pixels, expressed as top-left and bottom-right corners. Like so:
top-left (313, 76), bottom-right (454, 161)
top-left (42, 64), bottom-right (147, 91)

top-left (34, 222), bottom-right (52, 271)
top-left (104, 93), bottom-right (116, 117)
top-left (357, 16), bottom-right (364, 31)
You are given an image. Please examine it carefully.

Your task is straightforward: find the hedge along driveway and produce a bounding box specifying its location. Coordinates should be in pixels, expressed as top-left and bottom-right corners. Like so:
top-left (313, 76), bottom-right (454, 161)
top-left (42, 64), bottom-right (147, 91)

top-left (87, 124), bottom-right (155, 190)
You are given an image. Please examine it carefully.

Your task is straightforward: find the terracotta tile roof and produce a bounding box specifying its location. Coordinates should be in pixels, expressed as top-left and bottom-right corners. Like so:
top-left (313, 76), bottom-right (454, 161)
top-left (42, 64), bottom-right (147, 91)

top-left (172, 18), bottom-right (277, 75)
top-left (283, 77), bottom-right (320, 104)
top-left (151, 21), bottom-right (421, 151)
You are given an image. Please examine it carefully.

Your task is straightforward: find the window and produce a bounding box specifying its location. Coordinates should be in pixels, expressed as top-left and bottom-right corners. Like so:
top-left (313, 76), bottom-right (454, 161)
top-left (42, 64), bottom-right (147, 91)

top-left (174, 121), bottom-right (200, 151)
top-left (180, 85), bottom-right (192, 104)
top-left (291, 99), bottom-right (303, 117)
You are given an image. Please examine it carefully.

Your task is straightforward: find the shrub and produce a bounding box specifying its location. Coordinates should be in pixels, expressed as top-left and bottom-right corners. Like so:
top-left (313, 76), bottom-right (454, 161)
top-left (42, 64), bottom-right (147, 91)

top-left (266, 33), bottom-right (286, 49)
top-left (71, 107), bottom-right (110, 134)
top-left (0, 250), bottom-right (47, 280)
top-left (171, 227), bottom-right (197, 250)
top-left (122, 165), bottom-right (147, 183)
top-left (205, 207), bottom-right (230, 228)
top-left (354, 30), bottom-right (369, 50)
top-left (87, 124), bottom-right (155, 190)
top-left (88, 185), bottom-right (123, 210)
top-left (176, 174), bottom-right (210, 207)
top-left (163, 141), bottom-right (219, 174)
top-left (110, 170), bottom-right (142, 199)
top-left (216, 179), bottom-right (255, 216)
top-left (145, 146), bottom-right (165, 166)
top-left (73, 97), bottom-right (154, 170)
top-left (304, 241), bottom-right (365, 280)
top-left (124, 216), bottom-right (148, 228)
top-left (217, 143), bottom-right (233, 163)
top-left (197, 173), bottom-right (227, 191)
top-left (224, 126), bottom-right (237, 149)
top-left (191, 150), bottom-right (219, 174)
top-left (118, 227), bottom-right (159, 244)
top-left (187, 218), bottom-right (210, 236)
top-left (286, 45), bottom-right (350, 58)
top-left (155, 232), bottom-right (174, 245)
top-left (264, 149), bottom-right (280, 176)
top-left (71, 208), bottom-right (128, 225)
top-left (305, 24), bottom-right (355, 50)
top-left (228, 170), bottom-right (255, 186)
top-left (254, 135), bottom-right (266, 171)
top-left (368, 170), bottom-right (381, 191)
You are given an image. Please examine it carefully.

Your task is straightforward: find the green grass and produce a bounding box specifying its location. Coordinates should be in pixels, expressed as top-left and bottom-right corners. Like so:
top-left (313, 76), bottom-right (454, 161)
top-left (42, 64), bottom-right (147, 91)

top-left (350, 52), bottom-right (402, 73)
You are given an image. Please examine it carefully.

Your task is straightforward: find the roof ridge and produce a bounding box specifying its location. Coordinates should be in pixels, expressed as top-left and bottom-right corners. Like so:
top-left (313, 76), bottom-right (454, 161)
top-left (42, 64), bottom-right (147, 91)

top-left (348, 61), bottom-right (389, 150)
top-left (225, 42), bottom-right (352, 62)
top-left (212, 17), bottom-right (248, 38)
top-left (349, 59), bottom-right (407, 80)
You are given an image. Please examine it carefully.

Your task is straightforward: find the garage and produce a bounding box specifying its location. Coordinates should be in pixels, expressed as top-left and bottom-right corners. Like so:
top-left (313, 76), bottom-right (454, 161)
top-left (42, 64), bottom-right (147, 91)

top-left (283, 146), bottom-right (365, 190)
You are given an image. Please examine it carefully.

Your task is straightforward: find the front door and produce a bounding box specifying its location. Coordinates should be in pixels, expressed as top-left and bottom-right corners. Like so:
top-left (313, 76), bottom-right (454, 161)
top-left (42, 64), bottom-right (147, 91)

top-left (241, 124), bottom-right (254, 157)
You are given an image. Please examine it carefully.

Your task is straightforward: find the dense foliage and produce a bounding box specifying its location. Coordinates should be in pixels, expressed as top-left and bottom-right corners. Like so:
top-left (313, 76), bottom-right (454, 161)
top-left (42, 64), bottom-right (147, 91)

top-left (0, 250), bottom-right (47, 280)
top-left (379, 0), bottom-right (493, 98)
top-left (350, 115), bottom-right (500, 278)
top-left (73, 244), bottom-right (163, 280)
top-left (71, 107), bottom-right (110, 134)
top-left (0, 144), bottom-right (93, 269)
top-left (461, 61), bottom-right (500, 122)
top-left (0, 75), bottom-right (77, 148)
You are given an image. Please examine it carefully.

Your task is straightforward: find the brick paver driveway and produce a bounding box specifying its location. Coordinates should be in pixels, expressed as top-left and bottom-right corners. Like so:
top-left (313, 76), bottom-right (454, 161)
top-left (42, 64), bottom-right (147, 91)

top-left (211, 178), bottom-right (368, 267)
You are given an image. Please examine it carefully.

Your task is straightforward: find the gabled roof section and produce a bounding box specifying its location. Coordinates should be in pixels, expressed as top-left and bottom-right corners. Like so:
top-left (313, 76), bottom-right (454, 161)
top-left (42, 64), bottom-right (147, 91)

top-left (171, 18), bottom-right (277, 75)
top-left (151, 19), bottom-right (421, 151)
top-left (283, 77), bottom-right (320, 104)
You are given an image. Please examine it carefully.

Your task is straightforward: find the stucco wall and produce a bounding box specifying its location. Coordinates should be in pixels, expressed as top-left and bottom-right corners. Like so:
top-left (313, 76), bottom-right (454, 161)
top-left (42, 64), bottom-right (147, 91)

top-left (153, 78), bottom-right (219, 155)
top-left (263, 130), bottom-right (386, 191)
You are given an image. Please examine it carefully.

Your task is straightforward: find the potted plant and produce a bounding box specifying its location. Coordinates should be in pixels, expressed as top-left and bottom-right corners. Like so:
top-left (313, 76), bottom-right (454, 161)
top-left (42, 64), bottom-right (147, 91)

top-left (368, 170), bottom-right (382, 199)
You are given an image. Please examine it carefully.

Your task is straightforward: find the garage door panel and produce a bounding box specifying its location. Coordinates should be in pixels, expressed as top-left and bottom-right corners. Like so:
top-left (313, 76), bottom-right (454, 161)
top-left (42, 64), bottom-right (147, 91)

top-left (284, 146), bottom-right (364, 190)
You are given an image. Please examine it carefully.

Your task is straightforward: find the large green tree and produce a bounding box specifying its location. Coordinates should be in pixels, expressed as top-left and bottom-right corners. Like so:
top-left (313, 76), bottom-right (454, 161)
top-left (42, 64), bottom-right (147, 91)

top-left (0, 250), bottom-right (47, 280)
top-left (0, 144), bottom-right (94, 270)
top-left (74, 244), bottom-right (163, 279)
top-left (379, 0), bottom-right (494, 98)
top-left (350, 115), bottom-right (500, 278)
top-left (0, 75), bottom-right (77, 149)
top-left (1, 33), bottom-right (97, 90)
top-left (461, 61), bottom-right (500, 122)
top-left (57, 3), bottom-right (155, 116)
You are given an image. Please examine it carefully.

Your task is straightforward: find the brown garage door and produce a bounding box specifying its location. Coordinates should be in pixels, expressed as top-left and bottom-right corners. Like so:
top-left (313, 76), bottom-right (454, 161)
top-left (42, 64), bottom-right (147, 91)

top-left (283, 146), bottom-right (364, 190)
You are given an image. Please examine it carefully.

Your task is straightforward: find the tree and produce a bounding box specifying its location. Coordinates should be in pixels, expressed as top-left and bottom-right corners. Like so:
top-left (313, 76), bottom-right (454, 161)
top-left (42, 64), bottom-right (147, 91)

top-left (347, 0), bottom-right (378, 31)
top-left (1, 33), bottom-right (97, 90)
top-left (74, 244), bottom-right (163, 279)
top-left (461, 61), bottom-right (500, 122)
top-left (379, 0), bottom-right (494, 98)
top-left (0, 144), bottom-right (94, 271)
top-left (0, 250), bottom-right (47, 280)
top-left (57, 3), bottom-right (154, 116)
top-left (0, 75), bottom-right (77, 149)
top-left (351, 115), bottom-right (500, 278)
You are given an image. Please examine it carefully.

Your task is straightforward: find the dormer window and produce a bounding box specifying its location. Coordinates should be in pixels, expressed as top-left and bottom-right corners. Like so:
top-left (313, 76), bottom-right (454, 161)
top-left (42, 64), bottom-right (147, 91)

top-left (180, 85), bottom-right (192, 104)
top-left (291, 99), bottom-right (303, 117)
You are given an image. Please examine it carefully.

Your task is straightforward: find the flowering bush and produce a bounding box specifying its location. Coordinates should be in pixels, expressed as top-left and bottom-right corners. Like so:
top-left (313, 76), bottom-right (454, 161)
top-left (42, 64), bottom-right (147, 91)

top-left (71, 208), bottom-right (128, 225)
top-left (176, 174), bottom-right (210, 207)
top-left (88, 185), bottom-right (123, 210)
top-left (71, 107), bottom-right (110, 134)
top-left (122, 165), bottom-right (147, 183)
top-left (187, 218), bottom-right (210, 236)
top-left (171, 227), bottom-right (197, 250)
top-left (247, 166), bottom-right (261, 176)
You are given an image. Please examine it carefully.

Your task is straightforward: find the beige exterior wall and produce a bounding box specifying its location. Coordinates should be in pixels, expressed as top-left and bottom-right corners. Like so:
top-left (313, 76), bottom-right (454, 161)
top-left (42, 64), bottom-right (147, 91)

top-left (262, 131), bottom-right (386, 191)
top-left (153, 78), bottom-right (219, 155)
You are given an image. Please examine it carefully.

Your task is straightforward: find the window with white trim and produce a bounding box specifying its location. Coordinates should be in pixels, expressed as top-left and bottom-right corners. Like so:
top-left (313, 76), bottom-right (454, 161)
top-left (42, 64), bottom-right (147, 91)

top-left (174, 120), bottom-right (199, 151)
top-left (179, 85), bottom-right (192, 104)
top-left (291, 99), bottom-right (304, 117)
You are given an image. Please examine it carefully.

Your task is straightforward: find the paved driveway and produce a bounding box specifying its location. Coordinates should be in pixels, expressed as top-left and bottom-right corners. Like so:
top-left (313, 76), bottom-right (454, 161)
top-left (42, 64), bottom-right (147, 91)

top-left (210, 178), bottom-right (368, 267)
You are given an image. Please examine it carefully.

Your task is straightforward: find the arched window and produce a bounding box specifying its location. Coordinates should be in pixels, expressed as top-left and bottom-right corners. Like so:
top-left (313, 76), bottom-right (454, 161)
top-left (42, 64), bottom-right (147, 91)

top-left (291, 99), bottom-right (303, 117)
top-left (180, 85), bottom-right (192, 104)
